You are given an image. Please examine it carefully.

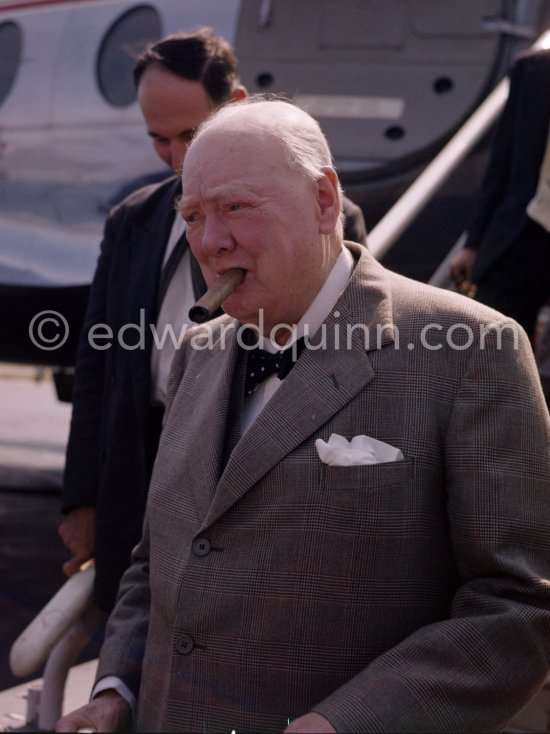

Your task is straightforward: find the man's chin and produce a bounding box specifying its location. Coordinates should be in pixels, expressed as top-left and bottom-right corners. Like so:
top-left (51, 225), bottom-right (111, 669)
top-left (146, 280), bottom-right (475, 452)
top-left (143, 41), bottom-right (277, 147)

top-left (223, 303), bottom-right (264, 331)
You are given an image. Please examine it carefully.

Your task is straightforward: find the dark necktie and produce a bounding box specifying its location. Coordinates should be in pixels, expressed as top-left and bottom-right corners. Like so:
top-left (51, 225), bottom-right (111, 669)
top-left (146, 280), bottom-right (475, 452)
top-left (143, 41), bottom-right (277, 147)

top-left (156, 232), bottom-right (188, 314)
top-left (244, 337), bottom-right (306, 396)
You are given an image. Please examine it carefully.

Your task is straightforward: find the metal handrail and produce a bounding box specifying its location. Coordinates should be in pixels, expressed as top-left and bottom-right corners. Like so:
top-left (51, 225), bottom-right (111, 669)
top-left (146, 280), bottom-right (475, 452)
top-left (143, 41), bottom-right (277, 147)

top-left (368, 30), bottom-right (550, 264)
top-left (10, 564), bottom-right (96, 678)
top-left (38, 605), bottom-right (103, 730)
top-left (9, 564), bottom-right (99, 729)
top-left (367, 79), bottom-right (509, 261)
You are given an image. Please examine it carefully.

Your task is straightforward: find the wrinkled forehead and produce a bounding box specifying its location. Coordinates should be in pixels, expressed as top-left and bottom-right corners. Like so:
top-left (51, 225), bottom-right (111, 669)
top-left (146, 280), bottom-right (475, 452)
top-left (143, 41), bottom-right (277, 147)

top-left (181, 123), bottom-right (290, 194)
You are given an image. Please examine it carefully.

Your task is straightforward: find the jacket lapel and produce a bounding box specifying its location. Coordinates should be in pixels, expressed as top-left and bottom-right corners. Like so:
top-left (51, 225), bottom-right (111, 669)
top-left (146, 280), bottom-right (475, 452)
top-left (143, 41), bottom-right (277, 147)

top-left (172, 328), bottom-right (245, 523)
top-left (128, 177), bottom-right (181, 323)
top-left (198, 245), bottom-right (395, 531)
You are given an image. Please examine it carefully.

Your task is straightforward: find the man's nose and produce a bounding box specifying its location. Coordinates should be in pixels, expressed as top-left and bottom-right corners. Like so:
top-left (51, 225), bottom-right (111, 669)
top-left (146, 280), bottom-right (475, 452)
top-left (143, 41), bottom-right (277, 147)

top-left (171, 142), bottom-right (188, 172)
top-left (201, 213), bottom-right (235, 257)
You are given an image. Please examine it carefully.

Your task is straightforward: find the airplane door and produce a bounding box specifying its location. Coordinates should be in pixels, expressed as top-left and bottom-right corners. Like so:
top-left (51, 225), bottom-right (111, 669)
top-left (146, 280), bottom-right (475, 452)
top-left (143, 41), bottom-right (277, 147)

top-left (235, 0), bottom-right (514, 181)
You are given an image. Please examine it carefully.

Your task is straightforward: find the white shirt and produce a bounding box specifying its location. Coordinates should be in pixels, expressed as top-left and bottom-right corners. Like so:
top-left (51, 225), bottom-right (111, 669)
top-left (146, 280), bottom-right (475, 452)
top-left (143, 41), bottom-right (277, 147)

top-left (150, 215), bottom-right (196, 405)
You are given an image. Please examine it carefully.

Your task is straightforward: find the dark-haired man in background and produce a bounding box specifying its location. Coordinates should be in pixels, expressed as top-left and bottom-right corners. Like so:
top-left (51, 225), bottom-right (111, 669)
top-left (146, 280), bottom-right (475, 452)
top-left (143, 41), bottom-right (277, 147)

top-left (58, 28), bottom-right (367, 613)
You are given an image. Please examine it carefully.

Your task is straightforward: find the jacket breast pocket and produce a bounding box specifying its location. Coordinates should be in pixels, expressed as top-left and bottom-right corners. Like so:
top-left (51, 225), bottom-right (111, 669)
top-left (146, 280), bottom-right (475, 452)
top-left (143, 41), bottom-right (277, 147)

top-left (322, 458), bottom-right (415, 491)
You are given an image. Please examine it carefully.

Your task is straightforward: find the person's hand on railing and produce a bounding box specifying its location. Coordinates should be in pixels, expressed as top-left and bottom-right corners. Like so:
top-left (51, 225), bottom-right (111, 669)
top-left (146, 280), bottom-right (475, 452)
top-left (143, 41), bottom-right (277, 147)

top-left (58, 506), bottom-right (96, 576)
top-left (448, 247), bottom-right (477, 296)
top-left (55, 689), bottom-right (132, 733)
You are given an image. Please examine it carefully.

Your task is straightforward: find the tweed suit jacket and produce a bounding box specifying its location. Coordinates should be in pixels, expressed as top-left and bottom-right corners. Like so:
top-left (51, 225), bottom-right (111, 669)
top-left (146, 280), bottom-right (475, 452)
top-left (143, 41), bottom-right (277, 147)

top-left (97, 244), bottom-right (550, 733)
top-left (464, 48), bottom-right (550, 280)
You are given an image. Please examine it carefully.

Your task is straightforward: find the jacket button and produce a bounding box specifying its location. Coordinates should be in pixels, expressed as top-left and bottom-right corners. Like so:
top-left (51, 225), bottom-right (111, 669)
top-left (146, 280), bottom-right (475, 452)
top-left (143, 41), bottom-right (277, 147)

top-left (176, 634), bottom-right (194, 654)
top-left (193, 538), bottom-right (211, 557)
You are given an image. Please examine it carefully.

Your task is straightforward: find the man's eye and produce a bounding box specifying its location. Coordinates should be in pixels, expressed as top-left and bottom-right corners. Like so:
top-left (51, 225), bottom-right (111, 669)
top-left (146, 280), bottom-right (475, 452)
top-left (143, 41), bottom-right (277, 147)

top-left (228, 203), bottom-right (246, 212)
top-left (179, 130), bottom-right (195, 146)
top-left (185, 212), bottom-right (201, 224)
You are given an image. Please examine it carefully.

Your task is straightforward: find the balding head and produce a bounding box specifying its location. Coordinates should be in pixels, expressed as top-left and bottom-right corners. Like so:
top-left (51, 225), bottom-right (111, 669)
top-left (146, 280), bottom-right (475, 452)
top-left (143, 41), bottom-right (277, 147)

top-left (197, 100), bottom-right (331, 167)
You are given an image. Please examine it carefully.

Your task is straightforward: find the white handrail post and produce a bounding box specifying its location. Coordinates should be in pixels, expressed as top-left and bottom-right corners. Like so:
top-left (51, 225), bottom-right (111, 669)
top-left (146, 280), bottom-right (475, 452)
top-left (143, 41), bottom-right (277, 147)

top-left (37, 604), bottom-right (103, 731)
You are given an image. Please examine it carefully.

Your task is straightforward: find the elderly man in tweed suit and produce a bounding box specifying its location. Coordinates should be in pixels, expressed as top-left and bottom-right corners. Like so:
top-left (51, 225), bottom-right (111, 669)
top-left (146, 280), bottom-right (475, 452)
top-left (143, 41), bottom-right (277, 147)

top-left (57, 99), bottom-right (550, 734)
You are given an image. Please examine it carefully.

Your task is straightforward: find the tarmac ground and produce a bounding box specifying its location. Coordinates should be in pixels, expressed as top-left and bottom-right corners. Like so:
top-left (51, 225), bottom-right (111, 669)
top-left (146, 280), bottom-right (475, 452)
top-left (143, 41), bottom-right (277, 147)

top-left (0, 366), bottom-right (101, 699)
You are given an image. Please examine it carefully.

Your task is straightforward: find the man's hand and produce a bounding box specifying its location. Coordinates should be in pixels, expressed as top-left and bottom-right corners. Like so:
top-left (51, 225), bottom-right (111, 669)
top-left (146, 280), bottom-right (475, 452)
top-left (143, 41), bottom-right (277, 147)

top-left (448, 247), bottom-right (477, 294)
top-left (58, 506), bottom-right (96, 576)
top-left (284, 712), bottom-right (336, 733)
top-left (56, 690), bottom-right (131, 733)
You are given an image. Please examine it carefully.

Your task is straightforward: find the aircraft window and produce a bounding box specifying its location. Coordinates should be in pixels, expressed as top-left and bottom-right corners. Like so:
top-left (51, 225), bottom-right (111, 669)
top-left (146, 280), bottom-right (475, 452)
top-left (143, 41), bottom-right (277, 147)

top-left (96, 5), bottom-right (162, 107)
top-left (0, 22), bottom-right (22, 108)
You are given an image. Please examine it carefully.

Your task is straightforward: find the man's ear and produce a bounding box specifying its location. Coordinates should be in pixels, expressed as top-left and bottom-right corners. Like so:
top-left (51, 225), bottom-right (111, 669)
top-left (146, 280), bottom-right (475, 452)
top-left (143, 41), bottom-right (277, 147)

top-left (231, 85), bottom-right (248, 101)
top-left (317, 167), bottom-right (341, 234)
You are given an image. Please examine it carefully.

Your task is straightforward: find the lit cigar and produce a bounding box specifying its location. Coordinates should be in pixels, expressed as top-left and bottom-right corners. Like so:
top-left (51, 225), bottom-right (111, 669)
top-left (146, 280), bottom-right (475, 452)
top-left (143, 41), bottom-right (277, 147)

top-left (188, 268), bottom-right (245, 323)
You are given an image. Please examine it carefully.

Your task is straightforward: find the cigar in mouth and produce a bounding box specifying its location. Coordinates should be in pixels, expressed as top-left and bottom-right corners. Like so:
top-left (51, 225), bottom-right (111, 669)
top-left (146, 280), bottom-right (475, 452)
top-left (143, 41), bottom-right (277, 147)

top-left (188, 268), bottom-right (245, 323)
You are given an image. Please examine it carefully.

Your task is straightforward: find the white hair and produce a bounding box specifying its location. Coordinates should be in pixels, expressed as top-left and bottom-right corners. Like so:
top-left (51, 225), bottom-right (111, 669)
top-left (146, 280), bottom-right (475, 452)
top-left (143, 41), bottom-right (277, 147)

top-left (190, 96), bottom-right (344, 242)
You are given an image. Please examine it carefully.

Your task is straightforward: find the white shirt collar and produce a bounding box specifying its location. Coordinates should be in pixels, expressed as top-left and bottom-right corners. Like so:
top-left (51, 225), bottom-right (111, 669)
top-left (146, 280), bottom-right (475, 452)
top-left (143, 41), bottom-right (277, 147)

top-left (260, 245), bottom-right (354, 353)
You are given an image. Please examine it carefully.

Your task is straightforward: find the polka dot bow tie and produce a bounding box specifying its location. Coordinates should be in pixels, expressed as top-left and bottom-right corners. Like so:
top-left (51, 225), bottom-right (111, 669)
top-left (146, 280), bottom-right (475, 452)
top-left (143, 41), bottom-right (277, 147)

top-left (244, 337), bottom-right (306, 396)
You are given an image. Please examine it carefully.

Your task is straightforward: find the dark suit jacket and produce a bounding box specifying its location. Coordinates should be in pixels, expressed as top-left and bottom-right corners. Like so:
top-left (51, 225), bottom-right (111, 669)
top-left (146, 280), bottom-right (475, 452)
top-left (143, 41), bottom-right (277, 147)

top-left (97, 244), bottom-right (550, 732)
top-left (62, 176), bottom-right (207, 611)
top-left (464, 49), bottom-right (550, 279)
top-left (62, 175), bottom-right (367, 612)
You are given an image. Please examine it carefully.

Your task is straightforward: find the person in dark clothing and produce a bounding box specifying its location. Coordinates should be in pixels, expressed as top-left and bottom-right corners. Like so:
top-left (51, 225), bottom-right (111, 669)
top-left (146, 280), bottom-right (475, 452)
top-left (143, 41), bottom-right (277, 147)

top-left (449, 48), bottom-right (550, 339)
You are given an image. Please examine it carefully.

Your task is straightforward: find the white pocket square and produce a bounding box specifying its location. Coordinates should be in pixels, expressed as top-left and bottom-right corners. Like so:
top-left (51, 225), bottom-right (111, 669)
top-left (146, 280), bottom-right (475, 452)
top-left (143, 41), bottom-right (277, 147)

top-left (315, 433), bottom-right (404, 466)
